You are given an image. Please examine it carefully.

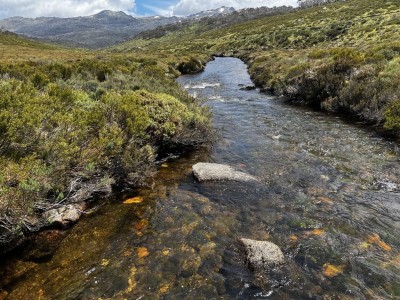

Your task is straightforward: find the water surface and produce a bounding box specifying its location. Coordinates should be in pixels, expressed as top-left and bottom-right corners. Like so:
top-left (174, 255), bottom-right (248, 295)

top-left (1, 57), bottom-right (399, 299)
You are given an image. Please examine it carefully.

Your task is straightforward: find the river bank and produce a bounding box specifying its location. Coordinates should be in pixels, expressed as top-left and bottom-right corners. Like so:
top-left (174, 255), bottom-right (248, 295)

top-left (1, 57), bottom-right (398, 299)
top-left (113, 0), bottom-right (400, 138)
top-left (233, 47), bottom-right (400, 139)
top-left (0, 55), bottom-right (212, 256)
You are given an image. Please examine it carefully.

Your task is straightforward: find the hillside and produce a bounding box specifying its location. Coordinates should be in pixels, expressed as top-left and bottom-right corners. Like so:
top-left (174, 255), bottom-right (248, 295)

top-left (136, 5), bottom-right (294, 40)
top-left (0, 31), bottom-right (92, 61)
top-left (113, 0), bottom-right (400, 132)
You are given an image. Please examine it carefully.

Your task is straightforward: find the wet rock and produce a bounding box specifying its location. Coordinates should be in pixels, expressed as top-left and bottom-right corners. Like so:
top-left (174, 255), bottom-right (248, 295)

top-left (240, 85), bottom-right (257, 91)
top-left (0, 290), bottom-right (8, 300)
top-left (192, 163), bottom-right (258, 182)
top-left (240, 238), bottom-right (285, 270)
top-left (199, 242), bottom-right (217, 259)
top-left (24, 230), bottom-right (65, 260)
top-left (0, 260), bottom-right (37, 287)
top-left (181, 254), bottom-right (202, 277)
top-left (43, 204), bottom-right (83, 227)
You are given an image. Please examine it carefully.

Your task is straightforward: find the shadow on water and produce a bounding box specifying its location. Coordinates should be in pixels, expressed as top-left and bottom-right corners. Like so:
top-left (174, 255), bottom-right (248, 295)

top-left (1, 57), bottom-right (400, 299)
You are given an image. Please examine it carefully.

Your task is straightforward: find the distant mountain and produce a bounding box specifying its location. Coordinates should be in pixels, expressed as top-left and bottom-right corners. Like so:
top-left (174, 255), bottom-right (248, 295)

top-left (0, 7), bottom-right (238, 49)
top-left (136, 6), bottom-right (295, 40)
top-left (0, 10), bottom-right (180, 48)
top-left (187, 7), bottom-right (236, 19)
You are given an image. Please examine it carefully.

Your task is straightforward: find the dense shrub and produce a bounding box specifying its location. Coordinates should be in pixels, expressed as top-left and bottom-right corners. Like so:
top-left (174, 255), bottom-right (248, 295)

top-left (176, 58), bottom-right (205, 74)
top-left (245, 45), bottom-right (399, 126)
top-left (384, 100), bottom-right (400, 130)
top-left (0, 57), bottom-right (212, 245)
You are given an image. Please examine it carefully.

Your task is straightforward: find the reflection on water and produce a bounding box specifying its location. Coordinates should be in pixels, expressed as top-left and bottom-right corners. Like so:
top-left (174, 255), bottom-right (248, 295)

top-left (1, 58), bottom-right (399, 299)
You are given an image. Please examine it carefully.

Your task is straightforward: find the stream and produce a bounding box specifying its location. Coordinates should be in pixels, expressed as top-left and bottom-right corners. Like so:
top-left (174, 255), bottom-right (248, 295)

top-left (1, 57), bottom-right (400, 299)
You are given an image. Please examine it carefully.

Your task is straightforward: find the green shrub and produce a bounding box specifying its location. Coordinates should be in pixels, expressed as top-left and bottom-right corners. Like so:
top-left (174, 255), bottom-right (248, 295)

top-left (0, 56), bottom-right (212, 245)
top-left (384, 100), bottom-right (400, 130)
top-left (176, 57), bottom-right (204, 74)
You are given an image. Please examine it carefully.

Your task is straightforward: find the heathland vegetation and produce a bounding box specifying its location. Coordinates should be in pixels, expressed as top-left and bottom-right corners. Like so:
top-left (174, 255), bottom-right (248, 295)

top-left (0, 31), bottom-right (211, 250)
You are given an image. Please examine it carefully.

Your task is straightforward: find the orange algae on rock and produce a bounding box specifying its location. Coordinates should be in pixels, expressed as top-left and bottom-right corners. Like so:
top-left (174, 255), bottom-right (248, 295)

top-left (137, 247), bottom-right (149, 258)
top-left (38, 289), bottom-right (45, 300)
top-left (312, 229), bottom-right (325, 235)
top-left (134, 219), bottom-right (149, 231)
top-left (123, 197), bottom-right (144, 204)
top-left (367, 233), bottom-right (392, 251)
top-left (323, 263), bottom-right (345, 277)
top-left (159, 284), bottom-right (171, 293)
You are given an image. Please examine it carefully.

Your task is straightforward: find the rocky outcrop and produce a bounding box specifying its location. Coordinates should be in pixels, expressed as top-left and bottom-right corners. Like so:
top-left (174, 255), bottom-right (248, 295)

top-left (43, 204), bottom-right (84, 227)
top-left (192, 163), bottom-right (258, 182)
top-left (240, 238), bottom-right (285, 270)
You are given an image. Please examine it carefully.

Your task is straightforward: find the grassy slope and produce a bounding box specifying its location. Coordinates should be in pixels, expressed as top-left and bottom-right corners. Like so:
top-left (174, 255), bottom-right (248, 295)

top-left (114, 0), bottom-right (400, 131)
top-left (0, 31), bottom-right (92, 61)
top-left (0, 32), bottom-right (211, 251)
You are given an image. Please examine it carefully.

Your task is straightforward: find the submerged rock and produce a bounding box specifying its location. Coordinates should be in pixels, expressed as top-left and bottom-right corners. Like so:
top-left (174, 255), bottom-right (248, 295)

top-left (192, 163), bottom-right (258, 182)
top-left (240, 238), bottom-right (285, 270)
top-left (240, 85), bottom-right (257, 91)
top-left (24, 230), bottom-right (66, 260)
top-left (43, 204), bottom-right (83, 227)
top-left (223, 238), bottom-right (290, 294)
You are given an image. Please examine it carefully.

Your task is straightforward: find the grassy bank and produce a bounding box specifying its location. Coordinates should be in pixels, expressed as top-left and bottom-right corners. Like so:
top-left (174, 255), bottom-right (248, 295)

top-left (0, 33), bottom-right (212, 252)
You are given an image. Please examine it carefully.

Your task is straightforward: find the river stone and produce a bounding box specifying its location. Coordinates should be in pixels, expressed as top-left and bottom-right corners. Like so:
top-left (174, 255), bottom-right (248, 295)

top-left (43, 204), bottom-right (83, 227)
top-left (192, 163), bottom-right (258, 182)
top-left (239, 85), bottom-right (257, 91)
top-left (240, 238), bottom-right (285, 269)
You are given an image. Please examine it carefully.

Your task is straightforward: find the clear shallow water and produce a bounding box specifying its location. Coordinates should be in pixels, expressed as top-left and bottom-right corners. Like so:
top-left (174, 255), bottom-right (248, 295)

top-left (1, 57), bottom-right (400, 299)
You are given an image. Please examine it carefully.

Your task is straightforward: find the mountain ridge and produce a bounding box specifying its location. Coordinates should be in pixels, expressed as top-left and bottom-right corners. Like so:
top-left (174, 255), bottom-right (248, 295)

top-left (0, 7), bottom-right (238, 48)
top-left (0, 10), bottom-right (178, 48)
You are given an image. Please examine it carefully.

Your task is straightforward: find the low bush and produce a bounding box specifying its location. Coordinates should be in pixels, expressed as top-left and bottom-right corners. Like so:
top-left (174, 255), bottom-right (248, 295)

top-left (0, 56), bottom-right (212, 247)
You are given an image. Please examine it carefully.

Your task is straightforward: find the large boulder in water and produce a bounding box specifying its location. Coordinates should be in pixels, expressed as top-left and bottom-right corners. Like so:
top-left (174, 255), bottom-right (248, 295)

top-left (240, 238), bottom-right (285, 270)
top-left (192, 163), bottom-right (258, 182)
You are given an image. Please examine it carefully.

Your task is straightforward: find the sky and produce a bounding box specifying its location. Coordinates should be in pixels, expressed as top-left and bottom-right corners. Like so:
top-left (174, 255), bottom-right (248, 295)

top-left (0, 0), bottom-right (298, 19)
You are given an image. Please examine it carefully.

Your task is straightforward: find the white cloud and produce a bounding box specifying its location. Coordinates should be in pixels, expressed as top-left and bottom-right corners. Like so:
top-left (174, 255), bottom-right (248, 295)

top-left (172, 0), bottom-right (298, 16)
top-left (0, 0), bottom-right (135, 19)
top-left (141, 3), bottom-right (174, 17)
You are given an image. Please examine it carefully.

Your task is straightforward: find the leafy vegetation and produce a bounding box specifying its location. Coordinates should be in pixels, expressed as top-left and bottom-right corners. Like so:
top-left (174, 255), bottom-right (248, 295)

top-left (0, 34), bottom-right (211, 250)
